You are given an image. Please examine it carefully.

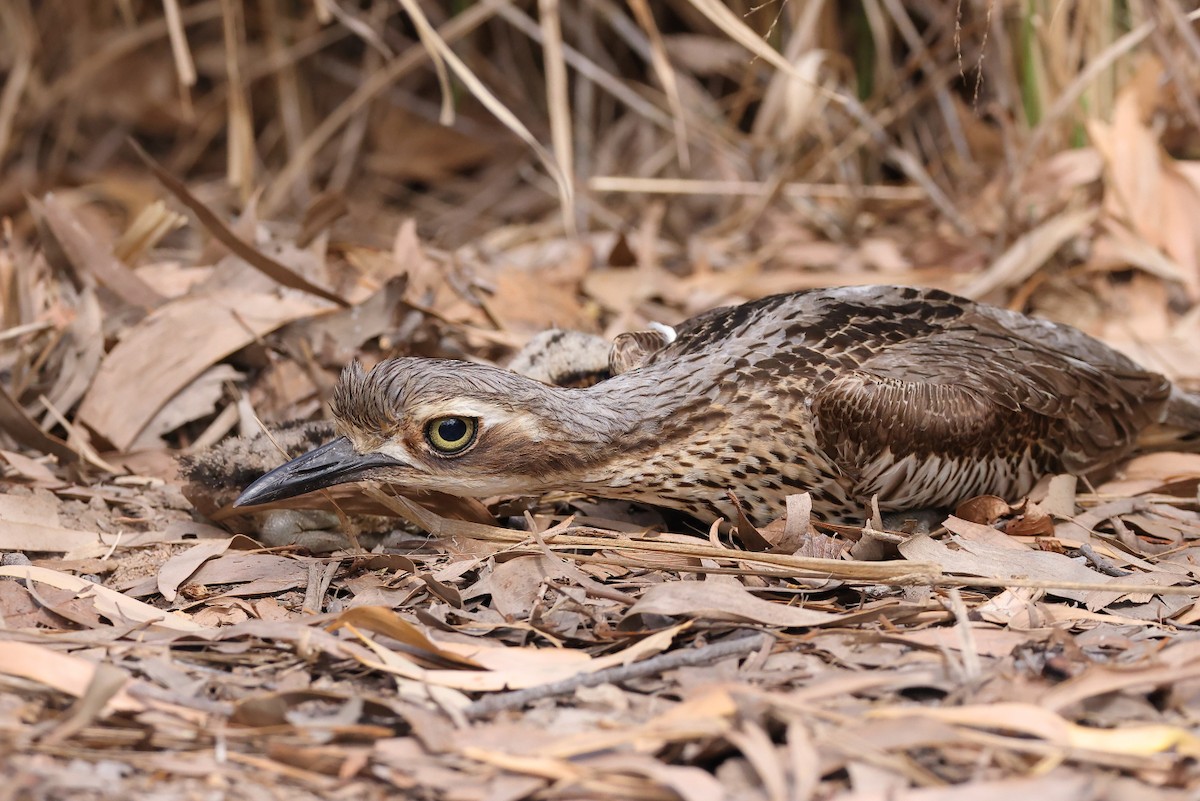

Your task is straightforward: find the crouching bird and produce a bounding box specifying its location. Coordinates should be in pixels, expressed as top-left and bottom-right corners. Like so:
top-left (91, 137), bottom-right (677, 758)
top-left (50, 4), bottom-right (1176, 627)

top-left (234, 285), bottom-right (1200, 526)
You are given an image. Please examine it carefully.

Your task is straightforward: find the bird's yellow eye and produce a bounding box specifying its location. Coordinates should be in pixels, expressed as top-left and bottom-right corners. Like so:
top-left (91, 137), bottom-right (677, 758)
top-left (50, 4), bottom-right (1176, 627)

top-left (425, 416), bottom-right (478, 454)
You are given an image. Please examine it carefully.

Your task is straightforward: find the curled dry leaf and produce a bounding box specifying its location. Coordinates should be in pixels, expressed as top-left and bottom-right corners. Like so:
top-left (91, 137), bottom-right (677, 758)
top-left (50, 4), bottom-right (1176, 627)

top-left (955, 494), bottom-right (1014, 525)
top-left (1003, 504), bottom-right (1057, 537)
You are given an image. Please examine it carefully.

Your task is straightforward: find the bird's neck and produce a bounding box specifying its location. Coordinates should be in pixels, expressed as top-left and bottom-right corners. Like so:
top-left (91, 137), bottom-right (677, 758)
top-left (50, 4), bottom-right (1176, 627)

top-left (518, 367), bottom-right (702, 490)
top-left (555, 368), bottom-right (687, 441)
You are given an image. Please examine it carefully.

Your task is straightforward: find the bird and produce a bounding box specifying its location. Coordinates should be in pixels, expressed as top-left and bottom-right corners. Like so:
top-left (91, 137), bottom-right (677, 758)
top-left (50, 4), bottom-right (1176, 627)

top-left (234, 285), bottom-right (1200, 527)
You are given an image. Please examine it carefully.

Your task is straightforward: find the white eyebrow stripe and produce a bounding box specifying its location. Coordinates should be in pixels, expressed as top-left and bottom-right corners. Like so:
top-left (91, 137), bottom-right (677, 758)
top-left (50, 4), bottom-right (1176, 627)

top-left (408, 400), bottom-right (517, 420)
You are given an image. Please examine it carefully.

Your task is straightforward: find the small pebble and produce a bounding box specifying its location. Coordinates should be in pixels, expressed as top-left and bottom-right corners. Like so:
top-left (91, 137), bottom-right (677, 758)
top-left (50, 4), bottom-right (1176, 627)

top-left (1, 552), bottom-right (32, 567)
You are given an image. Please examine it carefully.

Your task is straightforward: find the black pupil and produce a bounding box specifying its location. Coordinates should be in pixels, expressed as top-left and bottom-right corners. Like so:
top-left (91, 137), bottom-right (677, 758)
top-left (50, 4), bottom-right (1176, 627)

top-left (438, 418), bottom-right (468, 443)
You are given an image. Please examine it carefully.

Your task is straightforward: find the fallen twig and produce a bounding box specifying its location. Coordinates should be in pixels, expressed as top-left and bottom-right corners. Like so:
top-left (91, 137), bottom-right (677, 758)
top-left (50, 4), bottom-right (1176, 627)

top-left (462, 631), bottom-right (770, 719)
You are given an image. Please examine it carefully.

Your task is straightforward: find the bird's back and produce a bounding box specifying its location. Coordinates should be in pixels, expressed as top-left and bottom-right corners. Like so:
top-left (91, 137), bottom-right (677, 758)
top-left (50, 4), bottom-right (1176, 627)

top-left (599, 286), bottom-right (1195, 523)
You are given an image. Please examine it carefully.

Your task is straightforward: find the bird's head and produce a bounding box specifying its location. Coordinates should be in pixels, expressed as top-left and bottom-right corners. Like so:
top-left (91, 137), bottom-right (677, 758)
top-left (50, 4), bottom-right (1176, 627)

top-left (234, 358), bottom-right (619, 507)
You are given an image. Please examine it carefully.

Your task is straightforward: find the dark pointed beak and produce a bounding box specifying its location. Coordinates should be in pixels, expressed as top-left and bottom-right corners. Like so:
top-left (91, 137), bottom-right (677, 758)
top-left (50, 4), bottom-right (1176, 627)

top-left (233, 436), bottom-right (405, 507)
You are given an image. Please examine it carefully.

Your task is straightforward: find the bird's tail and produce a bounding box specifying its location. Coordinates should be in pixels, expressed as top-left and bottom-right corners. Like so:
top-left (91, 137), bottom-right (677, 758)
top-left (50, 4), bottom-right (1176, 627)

top-left (1136, 389), bottom-right (1200, 453)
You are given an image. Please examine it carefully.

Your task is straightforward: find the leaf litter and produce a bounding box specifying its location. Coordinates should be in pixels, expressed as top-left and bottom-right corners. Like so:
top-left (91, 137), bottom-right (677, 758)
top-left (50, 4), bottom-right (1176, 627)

top-left (3, 2), bottom-right (1200, 800)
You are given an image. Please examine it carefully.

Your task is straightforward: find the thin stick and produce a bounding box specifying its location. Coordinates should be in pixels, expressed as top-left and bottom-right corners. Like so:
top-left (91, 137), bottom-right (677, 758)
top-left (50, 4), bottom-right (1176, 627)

top-left (463, 632), bottom-right (769, 719)
top-left (363, 487), bottom-right (1200, 597)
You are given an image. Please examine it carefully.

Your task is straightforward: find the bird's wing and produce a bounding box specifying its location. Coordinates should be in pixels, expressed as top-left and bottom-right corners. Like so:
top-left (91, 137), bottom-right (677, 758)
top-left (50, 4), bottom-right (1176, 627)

top-left (609, 328), bottom-right (675, 374)
top-left (811, 322), bottom-right (1171, 500)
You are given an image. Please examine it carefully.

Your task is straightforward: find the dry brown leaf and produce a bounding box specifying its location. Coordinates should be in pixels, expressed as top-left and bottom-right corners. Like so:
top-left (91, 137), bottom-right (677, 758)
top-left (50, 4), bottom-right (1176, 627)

top-left (341, 619), bottom-right (682, 693)
top-left (31, 194), bottom-right (165, 310)
top-left (0, 493), bottom-right (103, 553)
top-left (157, 537), bottom-right (235, 602)
top-left (278, 276), bottom-right (411, 368)
top-left (901, 519), bottom-right (1105, 602)
top-left (0, 449), bottom-right (58, 484)
top-left (328, 606), bottom-right (484, 670)
top-left (759, 492), bottom-right (812, 553)
top-left (960, 207), bottom-right (1099, 298)
top-left (1041, 474), bottom-right (1078, 518)
top-left (0, 519), bottom-right (101, 553)
top-left (41, 286), bottom-right (105, 418)
top-left (184, 552), bottom-right (311, 597)
top-left (626, 580), bottom-right (844, 628)
top-left (899, 625), bottom-right (1045, 658)
top-left (469, 554), bottom-right (552, 620)
top-left (76, 290), bottom-right (328, 450)
top-left (871, 702), bottom-right (1200, 757)
top-left (130, 363), bottom-right (243, 450)
top-left (367, 110), bottom-right (496, 182)
top-left (0, 642), bottom-right (143, 714)
top-left (1108, 452), bottom-right (1200, 483)
top-left (0, 565), bottom-right (203, 631)
top-left (0, 382), bottom-right (79, 465)
top-left (728, 490), bottom-right (774, 552)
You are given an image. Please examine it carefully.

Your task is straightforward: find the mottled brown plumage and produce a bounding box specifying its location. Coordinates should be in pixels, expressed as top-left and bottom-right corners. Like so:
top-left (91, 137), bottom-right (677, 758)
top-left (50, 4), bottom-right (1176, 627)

top-left (235, 286), bottom-right (1200, 526)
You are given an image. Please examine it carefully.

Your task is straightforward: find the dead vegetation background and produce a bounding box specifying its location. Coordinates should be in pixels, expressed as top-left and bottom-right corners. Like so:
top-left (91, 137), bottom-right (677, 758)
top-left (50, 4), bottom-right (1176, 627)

top-left (3, 0), bottom-right (1200, 798)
